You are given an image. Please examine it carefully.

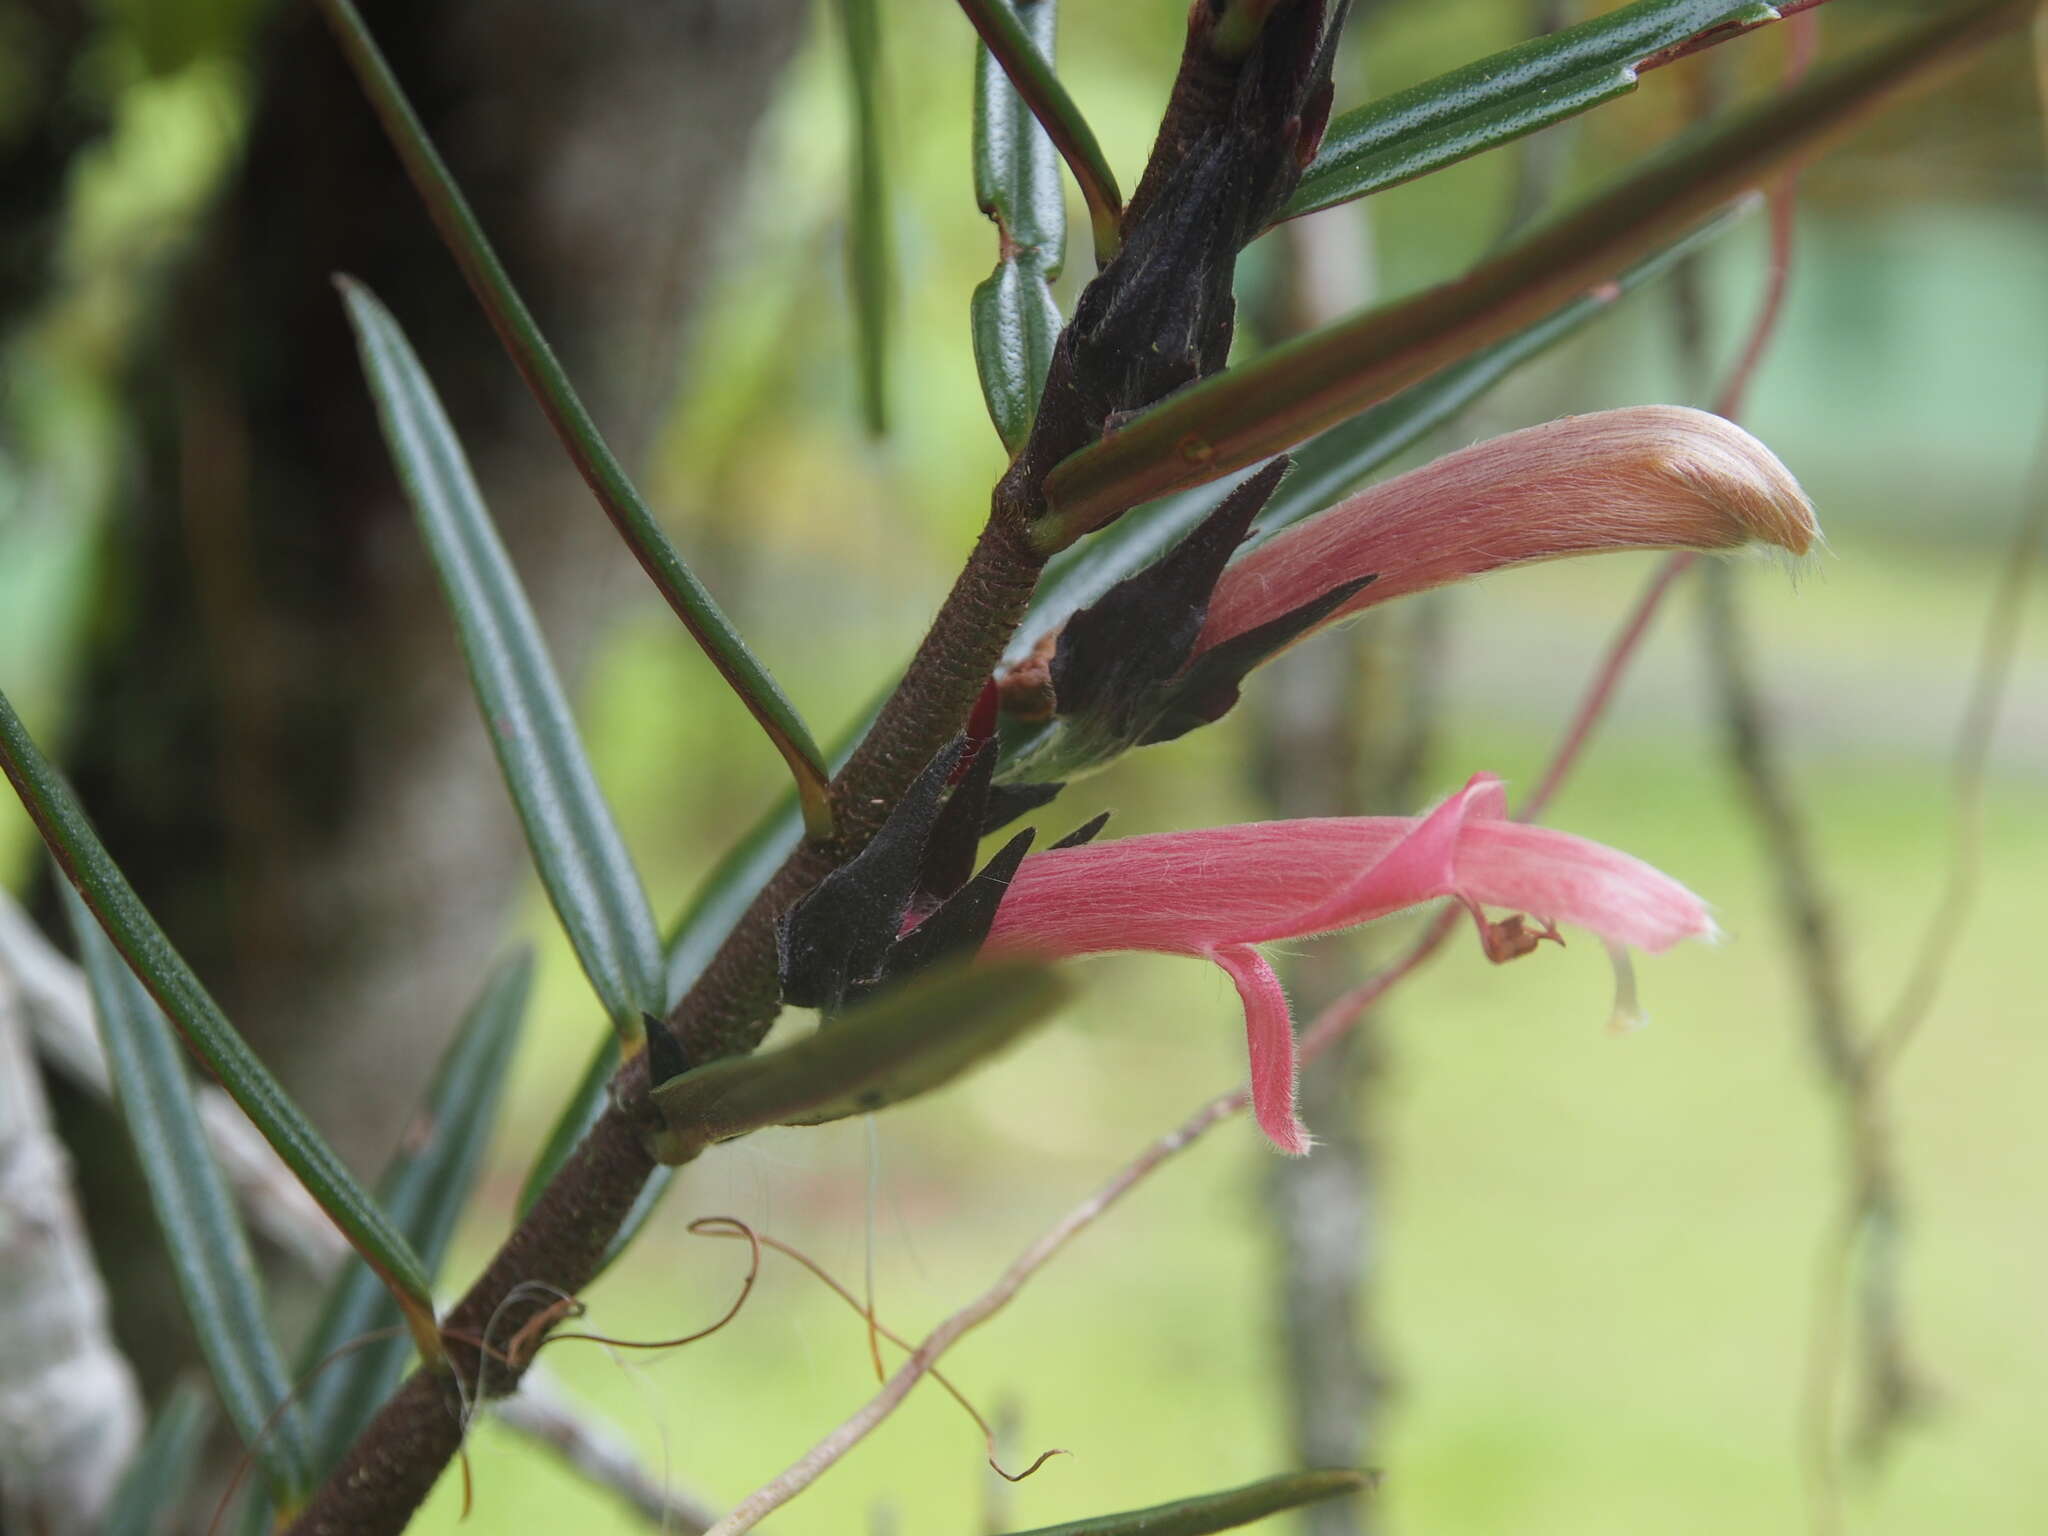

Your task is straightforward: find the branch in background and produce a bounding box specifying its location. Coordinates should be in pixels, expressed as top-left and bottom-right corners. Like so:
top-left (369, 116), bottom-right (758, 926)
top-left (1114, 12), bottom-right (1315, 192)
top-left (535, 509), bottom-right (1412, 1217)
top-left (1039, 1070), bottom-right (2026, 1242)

top-left (0, 891), bottom-right (700, 1531)
top-left (1697, 553), bottom-right (1897, 1536)
top-left (1525, 552), bottom-right (1698, 822)
top-left (497, 1372), bottom-right (720, 1534)
top-left (1863, 440), bottom-right (2048, 1083)
top-left (0, 944), bottom-right (143, 1533)
top-left (1663, 14), bottom-right (1945, 1521)
top-left (0, 893), bottom-right (344, 1273)
top-left (1840, 410), bottom-right (2048, 1445)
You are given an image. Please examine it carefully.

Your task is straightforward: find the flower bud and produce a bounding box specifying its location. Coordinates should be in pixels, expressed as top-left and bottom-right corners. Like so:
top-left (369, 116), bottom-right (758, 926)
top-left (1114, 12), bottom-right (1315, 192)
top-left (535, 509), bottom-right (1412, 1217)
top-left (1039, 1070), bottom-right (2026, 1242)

top-left (1197, 405), bottom-right (1819, 657)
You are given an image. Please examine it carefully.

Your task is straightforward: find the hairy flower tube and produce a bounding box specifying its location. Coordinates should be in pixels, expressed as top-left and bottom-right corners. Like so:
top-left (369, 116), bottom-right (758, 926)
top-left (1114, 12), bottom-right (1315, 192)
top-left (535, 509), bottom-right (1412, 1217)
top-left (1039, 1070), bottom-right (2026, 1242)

top-left (977, 774), bottom-right (1713, 1154)
top-left (1196, 405), bottom-right (1818, 659)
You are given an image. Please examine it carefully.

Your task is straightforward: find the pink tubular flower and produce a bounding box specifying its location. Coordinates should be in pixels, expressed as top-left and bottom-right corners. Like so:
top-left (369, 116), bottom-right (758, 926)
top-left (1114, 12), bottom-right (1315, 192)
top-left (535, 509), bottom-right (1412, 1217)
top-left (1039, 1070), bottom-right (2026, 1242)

top-left (1197, 405), bottom-right (1819, 658)
top-left (979, 774), bottom-right (1712, 1155)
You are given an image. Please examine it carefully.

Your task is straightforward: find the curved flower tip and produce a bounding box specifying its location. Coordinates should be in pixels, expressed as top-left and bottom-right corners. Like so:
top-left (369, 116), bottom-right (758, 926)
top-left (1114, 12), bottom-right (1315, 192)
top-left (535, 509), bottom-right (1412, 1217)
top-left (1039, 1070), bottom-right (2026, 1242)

top-left (982, 772), bottom-right (1714, 1153)
top-left (1197, 405), bottom-right (1820, 658)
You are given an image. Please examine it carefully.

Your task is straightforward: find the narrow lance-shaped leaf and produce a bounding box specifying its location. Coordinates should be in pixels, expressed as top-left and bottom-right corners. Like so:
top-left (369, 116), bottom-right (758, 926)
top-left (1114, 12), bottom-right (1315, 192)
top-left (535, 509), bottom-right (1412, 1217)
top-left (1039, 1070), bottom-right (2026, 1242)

top-left (101, 1380), bottom-right (214, 1536)
top-left (957, 0), bottom-right (1122, 263)
top-left (0, 690), bottom-right (436, 1336)
top-left (999, 1469), bottom-right (1371, 1535)
top-left (64, 891), bottom-right (316, 1506)
top-left (651, 959), bottom-right (1070, 1163)
top-left (1004, 204), bottom-right (1743, 670)
top-left (341, 281), bottom-right (665, 1047)
top-left (525, 703), bottom-right (877, 1260)
top-left (520, 795), bottom-right (803, 1224)
top-left (1037, 0), bottom-right (2029, 541)
top-left (971, 0), bottom-right (1068, 454)
top-left (1284, 0), bottom-right (1778, 222)
top-left (312, 0), bottom-right (836, 838)
top-left (837, 0), bottom-right (892, 436)
top-left (297, 951), bottom-right (532, 1472)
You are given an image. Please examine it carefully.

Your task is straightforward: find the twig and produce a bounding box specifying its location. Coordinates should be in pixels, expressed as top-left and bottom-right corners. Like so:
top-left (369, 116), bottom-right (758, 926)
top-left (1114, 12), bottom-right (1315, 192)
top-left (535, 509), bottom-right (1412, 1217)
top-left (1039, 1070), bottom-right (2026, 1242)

top-left (1802, 8), bottom-right (2048, 1494)
top-left (1865, 438), bottom-right (2048, 1079)
top-left (1666, 13), bottom-right (1952, 1519)
top-left (497, 1374), bottom-right (720, 1535)
top-left (1522, 551), bottom-right (1698, 823)
top-left (0, 944), bottom-right (143, 1532)
top-left (1801, 422), bottom-right (2045, 1526)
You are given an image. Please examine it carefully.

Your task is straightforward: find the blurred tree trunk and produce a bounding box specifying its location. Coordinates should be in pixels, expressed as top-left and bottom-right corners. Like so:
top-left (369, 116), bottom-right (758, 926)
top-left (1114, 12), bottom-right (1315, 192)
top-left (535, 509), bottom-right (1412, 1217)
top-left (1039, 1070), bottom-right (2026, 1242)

top-left (55, 0), bottom-right (804, 1385)
top-left (1251, 186), bottom-right (1417, 1532)
top-left (1255, 600), bottom-right (1437, 1536)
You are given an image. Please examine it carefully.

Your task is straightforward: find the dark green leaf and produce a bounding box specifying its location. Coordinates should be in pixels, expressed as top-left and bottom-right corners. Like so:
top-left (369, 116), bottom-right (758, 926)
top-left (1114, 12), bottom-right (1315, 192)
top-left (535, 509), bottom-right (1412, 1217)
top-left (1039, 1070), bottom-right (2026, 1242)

top-left (65, 892), bottom-right (315, 1503)
top-left (974, 254), bottom-right (1066, 456)
top-left (297, 952), bottom-right (532, 1471)
top-left (101, 1379), bottom-right (214, 1536)
top-left (971, 0), bottom-right (1067, 452)
top-left (0, 690), bottom-right (435, 1321)
top-left (341, 281), bottom-right (665, 1042)
top-left (313, 0), bottom-right (835, 838)
top-left (837, 0), bottom-right (892, 435)
top-left (1000, 1469), bottom-right (1371, 1534)
top-left (518, 766), bottom-right (819, 1219)
top-left (517, 772), bottom-right (815, 1235)
top-left (958, 0), bottom-right (1122, 263)
top-left (1038, 0), bottom-right (2028, 539)
top-left (651, 960), bottom-right (1070, 1161)
top-left (1286, 0), bottom-right (1775, 221)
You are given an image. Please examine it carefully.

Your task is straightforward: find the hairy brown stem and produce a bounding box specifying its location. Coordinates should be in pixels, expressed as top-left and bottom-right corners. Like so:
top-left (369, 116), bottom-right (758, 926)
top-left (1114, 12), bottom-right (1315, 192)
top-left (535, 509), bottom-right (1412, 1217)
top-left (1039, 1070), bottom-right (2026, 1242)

top-left (288, 1082), bottom-right (657, 1534)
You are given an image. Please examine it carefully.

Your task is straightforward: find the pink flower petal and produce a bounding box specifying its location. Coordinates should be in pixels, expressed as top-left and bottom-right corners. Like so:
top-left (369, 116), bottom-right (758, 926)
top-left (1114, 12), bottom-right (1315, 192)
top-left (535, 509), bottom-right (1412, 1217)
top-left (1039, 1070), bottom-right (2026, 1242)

top-left (1284, 772), bottom-right (1502, 939)
top-left (1211, 944), bottom-right (1308, 1156)
top-left (980, 777), bottom-right (1713, 1154)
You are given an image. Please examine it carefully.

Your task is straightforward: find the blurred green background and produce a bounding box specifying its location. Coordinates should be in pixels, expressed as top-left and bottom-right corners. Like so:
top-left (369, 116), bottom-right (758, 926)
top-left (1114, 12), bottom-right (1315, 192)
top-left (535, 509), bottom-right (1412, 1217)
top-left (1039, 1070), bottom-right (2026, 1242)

top-left (2, 1), bottom-right (2043, 1532)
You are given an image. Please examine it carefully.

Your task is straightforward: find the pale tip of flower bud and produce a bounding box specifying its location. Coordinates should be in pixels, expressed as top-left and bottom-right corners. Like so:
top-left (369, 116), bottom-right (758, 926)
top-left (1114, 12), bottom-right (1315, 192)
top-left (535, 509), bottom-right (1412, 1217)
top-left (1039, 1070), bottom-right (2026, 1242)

top-left (1618, 405), bottom-right (1820, 559)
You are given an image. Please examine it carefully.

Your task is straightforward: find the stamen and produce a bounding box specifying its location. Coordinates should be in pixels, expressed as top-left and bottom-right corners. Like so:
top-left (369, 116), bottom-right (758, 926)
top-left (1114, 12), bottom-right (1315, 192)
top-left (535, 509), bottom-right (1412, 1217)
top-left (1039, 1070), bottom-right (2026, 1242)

top-left (1606, 940), bottom-right (1646, 1033)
